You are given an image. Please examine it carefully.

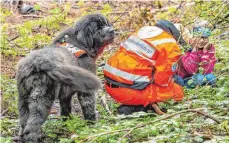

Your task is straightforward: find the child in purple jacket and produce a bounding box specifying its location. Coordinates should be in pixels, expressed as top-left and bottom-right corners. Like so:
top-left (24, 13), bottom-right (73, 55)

top-left (174, 23), bottom-right (217, 88)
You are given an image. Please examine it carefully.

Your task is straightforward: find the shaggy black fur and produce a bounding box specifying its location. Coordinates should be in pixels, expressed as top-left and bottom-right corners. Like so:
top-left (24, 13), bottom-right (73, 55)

top-left (16, 13), bottom-right (114, 142)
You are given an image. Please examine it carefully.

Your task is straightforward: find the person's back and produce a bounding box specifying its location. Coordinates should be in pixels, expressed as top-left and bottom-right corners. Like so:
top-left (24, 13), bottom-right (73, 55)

top-left (103, 20), bottom-right (185, 115)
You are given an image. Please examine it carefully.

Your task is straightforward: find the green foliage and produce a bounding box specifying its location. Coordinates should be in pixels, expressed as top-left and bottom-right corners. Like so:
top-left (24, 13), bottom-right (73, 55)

top-left (0, 118), bottom-right (18, 137)
top-left (33, 4), bottom-right (41, 11)
top-left (43, 118), bottom-right (72, 142)
top-left (1, 5), bottom-right (72, 57)
top-left (0, 30), bottom-right (16, 56)
top-left (0, 137), bottom-right (12, 143)
top-left (101, 4), bottom-right (113, 16)
top-left (59, 138), bottom-right (74, 143)
top-left (0, 75), bottom-right (18, 117)
top-left (65, 116), bottom-right (88, 133)
top-left (1, 1), bottom-right (229, 143)
top-left (77, 0), bottom-right (85, 7)
top-left (0, 8), bottom-right (16, 56)
top-left (14, 14), bottom-right (66, 49)
top-left (182, 1), bottom-right (228, 26)
top-left (49, 8), bottom-right (61, 14)
top-left (0, 8), bottom-right (12, 23)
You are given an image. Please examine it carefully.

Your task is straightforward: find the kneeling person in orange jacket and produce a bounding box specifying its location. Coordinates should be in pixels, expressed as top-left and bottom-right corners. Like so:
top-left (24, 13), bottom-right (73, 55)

top-left (103, 20), bottom-right (186, 115)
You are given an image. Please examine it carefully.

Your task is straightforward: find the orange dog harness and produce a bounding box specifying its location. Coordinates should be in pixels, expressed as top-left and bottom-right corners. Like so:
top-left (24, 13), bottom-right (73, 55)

top-left (58, 42), bottom-right (87, 58)
top-left (56, 36), bottom-right (87, 58)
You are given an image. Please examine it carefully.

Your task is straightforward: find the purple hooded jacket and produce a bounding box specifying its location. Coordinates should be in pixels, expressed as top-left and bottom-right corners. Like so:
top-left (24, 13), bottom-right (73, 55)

top-left (177, 44), bottom-right (216, 78)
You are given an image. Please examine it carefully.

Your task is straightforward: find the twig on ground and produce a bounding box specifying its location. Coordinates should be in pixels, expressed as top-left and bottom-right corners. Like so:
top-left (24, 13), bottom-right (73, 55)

top-left (215, 12), bottom-right (229, 25)
top-left (136, 1), bottom-right (156, 7)
top-left (18, 15), bottom-right (44, 18)
top-left (78, 129), bottom-right (130, 143)
top-left (0, 109), bottom-right (9, 116)
top-left (112, 112), bottom-right (157, 120)
top-left (6, 38), bottom-right (21, 48)
top-left (184, 16), bottom-right (200, 26)
top-left (184, 1), bottom-right (227, 27)
top-left (152, 2), bottom-right (194, 14)
top-left (210, 2), bottom-right (229, 24)
top-left (0, 116), bottom-right (17, 119)
top-left (78, 108), bottom-right (220, 143)
top-left (100, 94), bottom-right (112, 115)
top-left (118, 108), bottom-right (221, 142)
top-left (176, 1), bottom-right (185, 10)
top-left (195, 110), bottom-right (221, 123)
top-left (9, 35), bottom-right (20, 41)
top-left (115, 30), bottom-right (135, 35)
top-left (192, 132), bottom-right (213, 139)
top-left (108, 11), bottom-right (129, 15)
top-left (71, 5), bottom-right (79, 9)
top-left (217, 26), bottom-right (229, 30)
top-left (111, 6), bottom-right (131, 24)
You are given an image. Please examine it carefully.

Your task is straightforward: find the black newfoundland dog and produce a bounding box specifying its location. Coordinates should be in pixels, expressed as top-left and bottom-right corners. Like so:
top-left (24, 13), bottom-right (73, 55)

top-left (16, 13), bottom-right (114, 142)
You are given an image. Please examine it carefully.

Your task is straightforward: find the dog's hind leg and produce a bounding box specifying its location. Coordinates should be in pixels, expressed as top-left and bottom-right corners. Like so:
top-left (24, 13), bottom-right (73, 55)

top-left (59, 86), bottom-right (73, 117)
top-left (22, 75), bottom-right (54, 143)
top-left (17, 75), bottom-right (31, 140)
top-left (18, 91), bottom-right (29, 139)
top-left (77, 92), bottom-right (97, 120)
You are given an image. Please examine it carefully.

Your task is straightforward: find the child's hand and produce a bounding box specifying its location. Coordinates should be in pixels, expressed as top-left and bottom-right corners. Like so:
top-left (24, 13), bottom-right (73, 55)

top-left (190, 38), bottom-right (199, 52)
top-left (203, 42), bottom-right (211, 52)
top-left (189, 38), bottom-right (210, 52)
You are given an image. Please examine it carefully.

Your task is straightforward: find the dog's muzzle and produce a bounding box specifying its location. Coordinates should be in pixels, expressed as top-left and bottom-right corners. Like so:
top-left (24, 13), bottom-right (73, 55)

top-left (104, 26), bottom-right (115, 36)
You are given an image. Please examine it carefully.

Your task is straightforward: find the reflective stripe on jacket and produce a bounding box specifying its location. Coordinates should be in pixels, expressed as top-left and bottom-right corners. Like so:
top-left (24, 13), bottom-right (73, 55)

top-left (104, 26), bottom-right (182, 89)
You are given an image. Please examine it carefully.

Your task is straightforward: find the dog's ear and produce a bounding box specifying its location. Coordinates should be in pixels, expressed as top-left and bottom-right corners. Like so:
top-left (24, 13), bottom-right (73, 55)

top-left (76, 24), bottom-right (94, 49)
top-left (52, 27), bottom-right (75, 44)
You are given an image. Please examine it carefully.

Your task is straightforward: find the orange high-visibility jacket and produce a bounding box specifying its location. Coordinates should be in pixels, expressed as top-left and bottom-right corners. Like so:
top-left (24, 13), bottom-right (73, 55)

top-left (104, 26), bottom-right (182, 89)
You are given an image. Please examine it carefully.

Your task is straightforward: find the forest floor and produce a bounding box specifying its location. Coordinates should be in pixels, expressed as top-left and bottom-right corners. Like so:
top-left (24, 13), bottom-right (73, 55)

top-left (1, 1), bottom-right (229, 143)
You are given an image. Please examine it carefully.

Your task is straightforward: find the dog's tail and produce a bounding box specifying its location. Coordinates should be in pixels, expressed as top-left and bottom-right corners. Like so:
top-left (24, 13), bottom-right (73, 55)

top-left (47, 64), bottom-right (102, 92)
top-left (17, 53), bottom-right (101, 92)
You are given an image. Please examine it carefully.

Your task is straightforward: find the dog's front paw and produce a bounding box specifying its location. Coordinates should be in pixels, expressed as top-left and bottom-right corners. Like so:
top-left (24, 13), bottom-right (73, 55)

top-left (23, 128), bottom-right (44, 143)
top-left (84, 112), bottom-right (98, 121)
top-left (12, 136), bottom-right (23, 143)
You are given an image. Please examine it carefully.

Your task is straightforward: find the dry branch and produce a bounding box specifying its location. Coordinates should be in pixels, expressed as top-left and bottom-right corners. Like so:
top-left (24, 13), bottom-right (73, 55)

top-left (108, 11), bottom-right (129, 15)
top-left (151, 2), bottom-right (194, 14)
top-left (118, 108), bottom-right (221, 142)
top-left (210, 2), bottom-right (229, 23)
top-left (0, 109), bottom-right (9, 116)
top-left (6, 38), bottom-right (21, 48)
top-left (18, 15), bottom-right (44, 18)
top-left (100, 94), bottom-right (112, 115)
top-left (78, 129), bottom-right (130, 143)
top-left (78, 108), bottom-right (220, 143)
top-left (192, 132), bottom-right (213, 139)
top-left (8, 35), bottom-right (20, 41)
top-left (216, 12), bottom-right (229, 25)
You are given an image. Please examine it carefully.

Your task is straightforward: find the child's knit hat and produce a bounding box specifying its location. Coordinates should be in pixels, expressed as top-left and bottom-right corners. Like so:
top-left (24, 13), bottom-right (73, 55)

top-left (193, 20), bottom-right (212, 38)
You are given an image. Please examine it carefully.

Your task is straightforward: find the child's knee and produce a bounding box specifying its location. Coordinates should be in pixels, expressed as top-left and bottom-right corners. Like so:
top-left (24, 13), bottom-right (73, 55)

top-left (186, 73), bottom-right (205, 88)
top-left (205, 74), bottom-right (216, 85)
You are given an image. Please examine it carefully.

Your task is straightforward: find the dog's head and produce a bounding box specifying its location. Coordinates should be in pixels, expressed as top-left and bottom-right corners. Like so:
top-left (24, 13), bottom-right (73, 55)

top-left (53, 13), bottom-right (115, 58)
top-left (74, 13), bottom-right (115, 58)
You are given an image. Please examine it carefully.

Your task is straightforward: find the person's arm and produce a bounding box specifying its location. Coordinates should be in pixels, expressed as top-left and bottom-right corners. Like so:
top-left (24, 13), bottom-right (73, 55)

top-left (153, 45), bottom-right (181, 86)
top-left (200, 44), bottom-right (217, 74)
top-left (181, 50), bottom-right (200, 75)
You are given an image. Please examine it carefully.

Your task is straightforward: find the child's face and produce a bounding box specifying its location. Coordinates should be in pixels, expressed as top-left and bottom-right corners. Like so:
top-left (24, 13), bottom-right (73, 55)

top-left (192, 37), bottom-right (209, 49)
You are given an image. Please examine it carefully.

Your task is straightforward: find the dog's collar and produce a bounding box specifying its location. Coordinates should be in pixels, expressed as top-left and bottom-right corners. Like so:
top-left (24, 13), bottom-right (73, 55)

top-left (56, 38), bottom-right (87, 58)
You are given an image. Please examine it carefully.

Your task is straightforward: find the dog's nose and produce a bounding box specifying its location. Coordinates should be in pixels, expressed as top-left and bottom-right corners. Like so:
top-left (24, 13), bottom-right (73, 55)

top-left (108, 27), bottom-right (115, 34)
